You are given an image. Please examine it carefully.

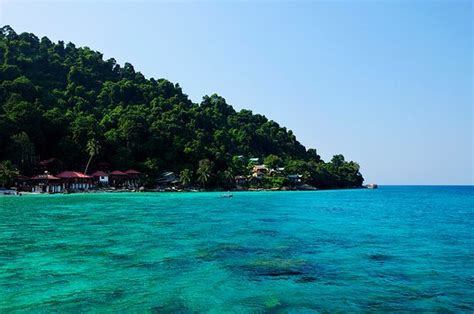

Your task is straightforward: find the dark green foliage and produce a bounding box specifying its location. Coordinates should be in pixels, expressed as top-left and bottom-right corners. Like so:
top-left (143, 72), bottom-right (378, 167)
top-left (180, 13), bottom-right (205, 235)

top-left (0, 160), bottom-right (18, 187)
top-left (0, 26), bottom-right (363, 189)
top-left (264, 154), bottom-right (283, 169)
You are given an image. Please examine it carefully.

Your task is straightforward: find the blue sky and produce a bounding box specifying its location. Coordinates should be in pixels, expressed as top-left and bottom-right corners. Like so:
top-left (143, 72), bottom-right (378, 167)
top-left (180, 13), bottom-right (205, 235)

top-left (1, 1), bottom-right (472, 185)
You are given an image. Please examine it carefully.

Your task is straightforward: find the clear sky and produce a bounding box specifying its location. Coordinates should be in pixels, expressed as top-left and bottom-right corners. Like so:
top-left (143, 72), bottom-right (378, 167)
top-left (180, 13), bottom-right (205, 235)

top-left (1, 0), bottom-right (472, 185)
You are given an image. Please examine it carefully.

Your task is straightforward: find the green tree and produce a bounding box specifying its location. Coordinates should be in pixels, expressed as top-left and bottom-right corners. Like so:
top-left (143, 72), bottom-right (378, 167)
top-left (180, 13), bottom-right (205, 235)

top-left (221, 169), bottom-right (235, 189)
top-left (9, 132), bottom-right (35, 165)
top-left (179, 168), bottom-right (193, 187)
top-left (196, 159), bottom-right (212, 188)
top-left (84, 139), bottom-right (100, 174)
top-left (331, 154), bottom-right (345, 168)
top-left (264, 154), bottom-right (283, 169)
top-left (230, 156), bottom-right (247, 175)
top-left (285, 160), bottom-right (311, 179)
top-left (0, 160), bottom-right (19, 187)
top-left (306, 148), bottom-right (321, 163)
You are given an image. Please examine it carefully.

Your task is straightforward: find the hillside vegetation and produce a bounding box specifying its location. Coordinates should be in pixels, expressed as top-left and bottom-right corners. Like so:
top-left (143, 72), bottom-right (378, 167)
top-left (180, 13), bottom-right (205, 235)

top-left (0, 26), bottom-right (363, 189)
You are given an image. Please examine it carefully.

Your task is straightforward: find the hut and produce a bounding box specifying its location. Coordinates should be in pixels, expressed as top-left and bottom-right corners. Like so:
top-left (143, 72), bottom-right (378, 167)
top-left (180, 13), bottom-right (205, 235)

top-left (109, 170), bottom-right (128, 187)
top-left (249, 157), bottom-right (260, 164)
top-left (288, 174), bottom-right (303, 184)
top-left (270, 167), bottom-right (285, 175)
top-left (31, 174), bottom-right (62, 193)
top-left (234, 175), bottom-right (247, 186)
top-left (125, 169), bottom-right (142, 188)
top-left (14, 175), bottom-right (32, 192)
top-left (91, 171), bottom-right (109, 185)
top-left (252, 165), bottom-right (268, 179)
top-left (56, 171), bottom-right (94, 191)
top-left (156, 172), bottom-right (179, 188)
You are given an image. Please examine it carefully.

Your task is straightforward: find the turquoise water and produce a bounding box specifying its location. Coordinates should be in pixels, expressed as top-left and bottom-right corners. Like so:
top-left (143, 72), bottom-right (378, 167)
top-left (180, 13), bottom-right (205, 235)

top-left (0, 186), bottom-right (473, 312)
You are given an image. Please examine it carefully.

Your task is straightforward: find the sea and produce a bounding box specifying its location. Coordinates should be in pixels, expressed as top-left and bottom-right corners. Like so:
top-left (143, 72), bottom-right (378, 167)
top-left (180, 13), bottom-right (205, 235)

top-left (0, 186), bottom-right (473, 312)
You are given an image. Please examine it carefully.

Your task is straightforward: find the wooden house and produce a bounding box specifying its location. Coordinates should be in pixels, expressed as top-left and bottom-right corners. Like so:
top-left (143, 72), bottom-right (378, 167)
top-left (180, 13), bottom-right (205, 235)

top-left (56, 171), bottom-right (94, 191)
top-left (109, 170), bottom-right (128, 187)
top-left (91, 171), bottom-right (109, 185)
top-left (125, 169), bottom-right (142, 188)
top-left (31, 174), bottom-right (62, 193)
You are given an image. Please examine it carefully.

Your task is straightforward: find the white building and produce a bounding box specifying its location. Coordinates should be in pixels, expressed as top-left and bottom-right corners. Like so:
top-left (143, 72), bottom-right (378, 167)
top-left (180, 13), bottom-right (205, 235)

top-left (91, 171), bottom-right (109, 184)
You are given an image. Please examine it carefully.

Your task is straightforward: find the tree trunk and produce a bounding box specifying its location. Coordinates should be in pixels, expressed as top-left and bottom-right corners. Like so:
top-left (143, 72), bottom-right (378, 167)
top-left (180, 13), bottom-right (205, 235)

top-left (84, 154), bottom-right (93, 175)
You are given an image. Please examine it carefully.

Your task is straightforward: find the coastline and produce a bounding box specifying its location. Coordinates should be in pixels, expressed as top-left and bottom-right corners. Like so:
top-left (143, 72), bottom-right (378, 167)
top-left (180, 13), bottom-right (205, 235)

top-left (10, 185), bottom-right (367, 196)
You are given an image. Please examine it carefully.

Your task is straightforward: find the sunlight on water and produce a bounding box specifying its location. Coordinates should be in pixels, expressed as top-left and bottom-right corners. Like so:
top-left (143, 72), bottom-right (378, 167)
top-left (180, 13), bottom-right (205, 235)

top-left (0, 187), bottom-right (473, 311)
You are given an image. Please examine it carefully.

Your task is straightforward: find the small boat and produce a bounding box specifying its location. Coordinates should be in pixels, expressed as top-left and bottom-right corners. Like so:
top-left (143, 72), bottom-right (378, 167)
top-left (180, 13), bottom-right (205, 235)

top-left (221, 192), bottom-right (233, 198)
top-left (0, 189), bottom-right (19, 196)
top-left (366, 183), bottom-right (378, 189)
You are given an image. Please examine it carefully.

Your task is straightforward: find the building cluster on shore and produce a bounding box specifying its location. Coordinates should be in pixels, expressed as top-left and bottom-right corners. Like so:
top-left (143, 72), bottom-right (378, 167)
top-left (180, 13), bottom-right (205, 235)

top-left (14, 161), bottom-right (143, 193)
top-left (6, 154), bottom-right (363, 194)
top-left (10, 156), bottom-right (312, 193)
top-left (236, 163), bottom-right (302, 185)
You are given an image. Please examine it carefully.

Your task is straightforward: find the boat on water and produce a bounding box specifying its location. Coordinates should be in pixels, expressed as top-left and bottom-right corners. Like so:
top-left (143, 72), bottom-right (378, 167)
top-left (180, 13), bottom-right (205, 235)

top-left (221, 192), bottom-right (233, 198)
top-left (366, 183), bottom-right (378, 189)
top-left (0, 188), bottom-right (19, 196)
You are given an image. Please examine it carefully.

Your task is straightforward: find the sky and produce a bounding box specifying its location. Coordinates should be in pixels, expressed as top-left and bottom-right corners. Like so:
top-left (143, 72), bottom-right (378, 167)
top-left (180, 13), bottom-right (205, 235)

top-left (0, 0), bottom-right (472, 185)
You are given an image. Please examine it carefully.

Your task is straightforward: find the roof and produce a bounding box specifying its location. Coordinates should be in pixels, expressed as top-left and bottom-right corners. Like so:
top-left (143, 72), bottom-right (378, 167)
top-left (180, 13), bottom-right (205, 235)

top-left (288, 174), bottom-right (303, 178)
top-left (125, 169), bottom-right (141, 174)
top-left (15, 175), bottom-right (31, 181)
top-left (110, 170), bottom-right (127, 176)
top-left (161, 171), bottom-right (175, 177)
top-left (56, 171), bottom-right (92, 179)
top-left (91, 171), bottom-right (108, 177)
top-left (31, 174), bottom-right (60, 180)
top-left (39, 158), bottom-right (62, 166)
top-left (157, 172), bottom-right (177, 183)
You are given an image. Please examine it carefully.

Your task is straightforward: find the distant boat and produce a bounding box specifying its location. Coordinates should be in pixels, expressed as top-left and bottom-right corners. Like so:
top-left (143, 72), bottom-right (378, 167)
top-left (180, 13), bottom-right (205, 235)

top-left (0, 189), bottom-right (18, 196)
top-left (367, 183), bottom-right (378, 189)
top-left (221, 192), bottom-right (233, 198)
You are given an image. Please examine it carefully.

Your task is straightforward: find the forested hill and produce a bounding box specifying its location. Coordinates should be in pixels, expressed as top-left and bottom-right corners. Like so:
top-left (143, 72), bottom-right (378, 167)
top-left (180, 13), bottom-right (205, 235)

top-left (0, 25), bottom-right (363, 189)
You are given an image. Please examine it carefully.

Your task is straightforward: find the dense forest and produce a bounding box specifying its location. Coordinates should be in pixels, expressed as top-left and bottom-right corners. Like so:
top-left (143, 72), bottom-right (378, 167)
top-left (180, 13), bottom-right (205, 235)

top-left (0, 25), bottom-right (363, 189)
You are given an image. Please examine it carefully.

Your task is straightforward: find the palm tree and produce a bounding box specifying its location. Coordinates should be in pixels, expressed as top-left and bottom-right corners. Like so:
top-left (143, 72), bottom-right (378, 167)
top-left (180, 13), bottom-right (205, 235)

top-left (222, 169), bottom-right (235, 190)
top-left (84, 139), bottom-right (101, 175)
top-left (0, 160), bottom-right (19, 188)
top-left (196, 159), bottom-right (212, 187)
top-left (179, 169), bottom-right (193, 187)
top-left (224, 169), bottom-right (234, 182)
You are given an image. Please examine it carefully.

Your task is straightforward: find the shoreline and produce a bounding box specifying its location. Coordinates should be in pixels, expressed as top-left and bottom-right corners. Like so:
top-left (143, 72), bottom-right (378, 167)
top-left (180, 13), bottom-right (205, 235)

top-left (10, 186), bottom-right (367, 196)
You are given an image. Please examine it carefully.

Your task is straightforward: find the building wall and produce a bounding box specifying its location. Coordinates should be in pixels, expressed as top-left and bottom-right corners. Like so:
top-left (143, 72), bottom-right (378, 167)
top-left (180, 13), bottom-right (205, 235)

top-left (99, 176), bottom-right (109, 183)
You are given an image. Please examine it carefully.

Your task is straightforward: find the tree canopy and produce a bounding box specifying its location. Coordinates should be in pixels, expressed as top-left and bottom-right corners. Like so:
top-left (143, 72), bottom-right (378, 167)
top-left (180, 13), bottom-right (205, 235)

top-left (0, 25), bottom-right (364, 189)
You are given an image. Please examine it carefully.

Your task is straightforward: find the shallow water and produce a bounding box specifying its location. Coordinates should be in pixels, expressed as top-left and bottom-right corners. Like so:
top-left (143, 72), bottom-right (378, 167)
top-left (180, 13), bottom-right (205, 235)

top-left (0, 186), bottom-right (473, 312)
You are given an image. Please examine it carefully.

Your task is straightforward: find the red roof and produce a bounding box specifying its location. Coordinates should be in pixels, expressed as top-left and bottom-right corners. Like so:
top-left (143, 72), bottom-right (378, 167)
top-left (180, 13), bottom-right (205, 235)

top-left (56, 171), bottom-right (92, 179)
top-left (125, 169), bottom-right (141, 174)
top-left (15, 175), bottom-right (31, 181)
top-left (110, 170), bottom-right (127, 176)
top-left (91, 171), bottom-right (108, 177)
top-left (39, 158), bottom-right (62, 166)
top-left (31, 174), bottom-right (60, 180)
